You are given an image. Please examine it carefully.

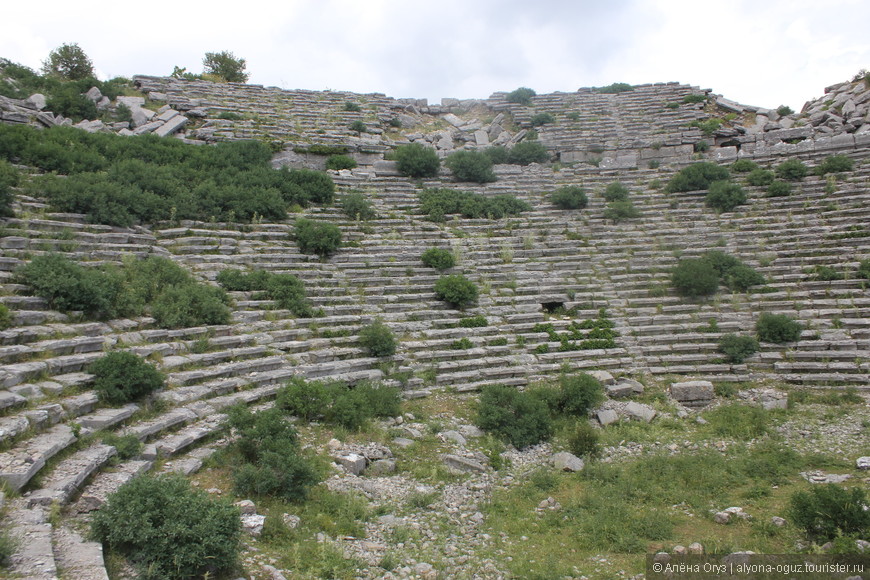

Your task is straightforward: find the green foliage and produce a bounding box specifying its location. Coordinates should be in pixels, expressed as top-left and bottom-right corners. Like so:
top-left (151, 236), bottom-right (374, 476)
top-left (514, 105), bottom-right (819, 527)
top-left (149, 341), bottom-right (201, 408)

top-left (530, 112), bottom-right (555, 126)
top-left (506, 87), bottom-right (536, 105)
top-left (730, 159), bottom-right (758, 173)
top-left (810, 265), bottom-right (844, 281)
top-left (217, 269), bottom-right (312, 316)
top-left (101, 432), bottom-right (143, 459)
top-left (434, 274), bottom-right (479, 309)
top-left (483, 146), bottom-right (509, 165)
top-left (671, 258), bottom-right (719, 297)
top-left (45, 83), bottom-right (98, 121)
top-left (459, 315), bottom-right (488, 328)
top-left (41, 43), bottom-right (94, 80)
top-left (767, 180), bottom-right (792, 197)
top-left (420, 247), bottom-right (456, 270)
top-left (756, 312), bottom-right (802, 343)
top-left (603, 200), bottom-right (641, 223)
top-left (150, 284), bottom-right (231, 328)
top-left (225, 406), bottom-right (319, 501)
top-left (775, 159), bottom-right (808, 181)
top-left (789, 484), bottom-right (869, 542)
top-left (857, 259), bottom-right (870, 280)
top-left (602, 182), bottom-right (629, 202)
top-left (418, 188), bottom-right (530, 221)
top-left (450, 337), bottom-right (474, 350)
top-left (343, 101), bottom-right (362, 112)
top-left (92, 474), bottom-right (240, 579)
top-left (682, 94), bottom-right (707, 104)
top-left (693, 140), bottom-right (709, 153)
top-left (325, 154), bottom-right (357, 171)
top-left (277, 378), bottom-right (400, 429)
top-left (394, 143), bottom-right (440, 178)
top-left (88, 351), bottom-right (165, 405)
top-left (17, 254), bottom-right (124, 319)
top-left (284, 167), bottom-right (335, 204)
top-left (0, 527), bottom-right (17, 568)
top-left (296, 144), bottom-right (349, 156)
top-left (444, 150), bottom-right (496, 183)
top-left (718, 334), bottom-right (759, 364)
top-left (705, 180), bottom-right (746, 212)
top-left (815, 154), bottom-right (854, 175)
top-left (703, 403), bottom-right (769, 439)
top-left (506, 141), bottom-right (550, 165)
top-left (776, 104), bottom-right (794, 116)
top-left (532, 309), bottom-right (619, 351)
top-left (665, 162), bottom-right (730, 193)
top-left (359, 320), bottom-right (397, 357)
top-left (349, 120), bottom-right (367, 133)
top-left (202, 50), bottom-right (249, 83)
top-left (0, 159), bottom-right (19, 217)
top-left (476, 384), bottom-right (554, 449)
top-left (558, 373), bottom-right (605, 417)
top-left (294, 218), bottom-right (342, 257)
top-left (594, 82), bottom-right (633, 94)
top-left (568, 422), bottom-right (601, 458)
top-left (340, 191), bottom-right (376, 220)
top-left (550, 185), bottom-right (588, 210)
top-left (746, 168), bottom-right (774, 186)
top-left (0, 303), bottom-right (11, 331)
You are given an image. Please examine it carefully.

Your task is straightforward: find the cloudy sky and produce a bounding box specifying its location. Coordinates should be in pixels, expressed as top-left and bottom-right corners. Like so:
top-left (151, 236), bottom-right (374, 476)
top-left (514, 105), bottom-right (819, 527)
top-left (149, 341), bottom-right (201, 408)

top-left (3, 0), bottom-right (869, 110)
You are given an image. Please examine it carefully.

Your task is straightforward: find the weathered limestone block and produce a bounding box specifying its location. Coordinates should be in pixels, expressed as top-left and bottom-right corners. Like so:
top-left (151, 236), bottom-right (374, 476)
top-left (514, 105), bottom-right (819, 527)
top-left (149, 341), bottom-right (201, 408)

top-left (670, 380), bottom-right (714, 407)
top-left (153, 114), bottom-right (187, 137)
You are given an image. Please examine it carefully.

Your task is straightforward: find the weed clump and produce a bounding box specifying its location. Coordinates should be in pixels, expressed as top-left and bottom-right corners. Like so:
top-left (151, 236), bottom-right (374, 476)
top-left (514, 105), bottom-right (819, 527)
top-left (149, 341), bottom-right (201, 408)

top-left (789, 484), bottom-right (869, 542)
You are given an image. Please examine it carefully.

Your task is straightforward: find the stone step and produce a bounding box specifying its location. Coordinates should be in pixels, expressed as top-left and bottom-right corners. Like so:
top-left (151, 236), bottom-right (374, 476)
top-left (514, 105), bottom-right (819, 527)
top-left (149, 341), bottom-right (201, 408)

top-left (26, 444), bottom-right (118, 507)
top-left (52, 526), bottom-right (110, 580)
top-left (0, 424), bottom-right (77, 491)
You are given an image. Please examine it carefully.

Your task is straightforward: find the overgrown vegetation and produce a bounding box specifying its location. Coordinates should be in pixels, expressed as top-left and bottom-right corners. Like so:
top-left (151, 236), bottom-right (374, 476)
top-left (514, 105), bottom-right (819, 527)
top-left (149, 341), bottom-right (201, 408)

top-left (216, 268), bottom-right (314, 317)
top-left (532, 309), bottom-right (619, 350)
top-left (594, 82), bottom-right (633, 94)
top-left (476, 384), bottom-right (554, 449)
top-left (17, 254), bottom-right (231, 327)
top-left (814, 154), bottom-right (854, 176)
top-left (705, 180), bottom-right (747, 212)
top-left (665, 162), bottom-right (730, 193)
top-left (504, 141), bottom-right (550, 165)
top-left (530, 112), bottom-right (555, 127)
top-left (672, 251), bottom-right (765, 297)
top-left (602, 182), bottom-right (629, 202)
top-left (325, 154), bottom-right (357, 171)
top-left (444, 150), bottom-right (496, 183)
top-left (92, 474), bottom-right (241, 580)
top-left (550, 185), bottom-right (588, 210)
top-left (718, 334), bottom-right (760, 364)
top-left (0, 124), bottom-right (336, 226)
top-left (278, 378), bottom-right (401, 430)
top-left (358, 320), bottom-right (397, 357)
top-left (756, 312), bottom-right (802, 343)
top-left (775, 159), bottom-right (808, 181)
top-left (0, 159), bottom-right (18, 217)
top-left (789, 484), bottom-right (869, 542)
top-left (418, 188), bottom-right (530, 221)
top-left (202, 50), bottom-right (249, 83)
top-left (434, 274), bottom-right (479, 309)
top-left (88, 351), bottom-right (165, 405)
top-left (394, 143), bottom-right (440, 178)
top-left (294, 218), bottom-right (342, 257)
top-left (506, 87), bottom-right (536, 105)
top-left (420, 247), bottom-right (456, 270)
top-left (340, 192), bottom-right (376, 220)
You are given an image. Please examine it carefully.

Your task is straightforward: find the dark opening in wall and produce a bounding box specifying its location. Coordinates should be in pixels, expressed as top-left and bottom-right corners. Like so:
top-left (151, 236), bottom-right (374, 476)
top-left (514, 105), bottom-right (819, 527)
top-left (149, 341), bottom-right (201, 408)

top-left (541, 301), bottom-right (564, 313)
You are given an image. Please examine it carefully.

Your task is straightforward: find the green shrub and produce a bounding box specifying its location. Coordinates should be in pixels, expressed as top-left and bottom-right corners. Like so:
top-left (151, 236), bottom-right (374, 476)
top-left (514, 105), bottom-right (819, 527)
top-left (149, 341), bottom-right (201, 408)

top-left (46, 83), bottom-right (98, 121)
top-left (277, 378), bottom-right (399, 429)
top-left (283, 168), bottom-right (335, 205)
top-left (203, 50), bottom-right (249, 83)
top-left (92, 474), bottom-right (240, 580)
top-left (550, 185), bottom-right (588, 210)
top-left (483, 146), bottom-right (509, 165)
top-left (343, 101), bottom-right (362, 112)
top-left (353, 381), bottom-right (402, 418)
top-left (420, 247), bottom-right (456, 270)
top-left (325, 154), bottom-right (357, 171)
top-left (506, 87), bottom-right (536, 105)
top-left (705, 180), bottom-right (746, 212)
top-left (450, 337), bottom-right (474, 350)
top-left (349, 120), bottom-right (367, 133)
top-left (506, 141), bottom-right (550, 165)
top-left (789, 484), bottom-right (869, 542)
top-left (756, 312), bottom-right (802, 343)
top-left (682, 94), bottom-right (707, 104)
top-left (444, 150), bottom-right (496, 183)
top-left (746, 168), bottom-right (775, 186)
top-left (434, 274), bottom-right (479, 309)
top-left (278, 377), bottom-right (331, 422)
top-left (857, 259), bottom-right (870, 280)
top-left (602, 182), bottom-right (629, 202)
top-left (730, 159), bottom-right (758, 173)
top-left (557, 373), bottom-right (605, 417)
top-left (0, 159), bottom-right (19, 217)
top-left (530, 112), bottom-right (555, 127)
top-left (216, 269), bottom-right (312, 317)
top-left (694, 140), bottom-right (709, 153)
top-left (359, 320), bottom-right (396, 357)
top-left (718, 334), bottom-right (759, 364)
top-left (294, 218), bottom-right (342, 257)
top-left (595, 82), bottom-right (633, 94)
top-left (776, 105), bottom-right (794, 116)
top-left (151, 284), bottom-right (231, 329)
top-left (394, 143), bottom-right (440, 178)
top-left (767, 180), bottom-right (792, 197)
top-left (671, 258), bottom-right (719, 297)
top-left (459, 315), bottom-right (488, 328)
top-left (340, 192), bottom-right (376, 220)
top-left (101, 432), bottom-right (143, 459)
top-left (476, 384), bottom-right (554, 449)
top-left (775, 159), bottom-right (808, 181)
top-left (698, 250), bottom-right (765, 292)
top-left (0, 303), bottom-right (11, 330)
top-left (418, 188), bottom-right (529, 221)
top-left (568, 422), bottom-right (601, 458)
top-left (810, 265), bottom-right (844, 281)
top-left (88, 351), bottom-right (165, 405)
top-left (0, 527), bottom-right (17, 568)
top-left (665, 162), bottom-right (730, 193)
top-left (815, 154), bottom-right (854, 175)
top-left (603, 201), bottom-right (641, 223)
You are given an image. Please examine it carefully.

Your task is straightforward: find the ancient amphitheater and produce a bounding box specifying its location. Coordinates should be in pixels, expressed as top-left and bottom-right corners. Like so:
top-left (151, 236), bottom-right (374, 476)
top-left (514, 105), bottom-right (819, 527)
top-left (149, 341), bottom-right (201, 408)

top-left (0, 72), bottom-right (868, 579)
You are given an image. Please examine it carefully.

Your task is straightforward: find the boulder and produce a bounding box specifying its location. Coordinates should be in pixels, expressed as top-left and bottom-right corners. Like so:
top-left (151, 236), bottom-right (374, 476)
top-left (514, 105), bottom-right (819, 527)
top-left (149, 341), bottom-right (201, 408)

top-left (366, 459), bottom-right (396, 476)
top-left (596, 409), bottom-right (619, 426)
top-left (856, 457), bottom-right (870, 470)
top-left (442, 454), bottom-right (487, 474)
top-left (336, 453), bottom-right (366, 475)
top-left (553, 451), bottom-right (584, 472)
top-left (606, 383), bottom-right (633, 399)
top-left (625, 401), bottom-right (656, 422)
top-left (669, 380), bottom-right (714, 407)
top-left (441, 430), bottom-right (467, 446)
top-left (234, 499), bottom-right (256, 515)
top-left (240, 513), bottom-right (266, 536)
top-left (587, 370), bottom-right (615, 385)
top-left (27, 94), bottom-right (46, 110)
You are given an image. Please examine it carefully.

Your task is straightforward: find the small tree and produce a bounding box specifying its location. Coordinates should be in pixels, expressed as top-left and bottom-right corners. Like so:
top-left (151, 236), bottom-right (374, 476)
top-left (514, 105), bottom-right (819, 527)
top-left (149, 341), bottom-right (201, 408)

top-left (705, 180), bottom-right (746, 212)
top-left (394, 143), bottom-right (440, 178)
top-left (671, 258), bottom-right (719, 297)
top-left (88, 351), bottom-right (165, 406)
top-left (775, 159), bottom-right (808, 181)
top-left (557, 373), bottom-right (605, 417)
top-left (476, 384), bottom-right (553, 449)
top-left (756, 313), bottom-right (802, 343)
top-left (202, 50), bottom-right (249, 83)
top-left (294, 218), bottom-right (341, 257)
top-left (41, 43), bottom-right (95, 80)
top-left (359, 320), bottom-right (397, 357)
top-left (506, 87), bottom-right (536, 105)
top-left (602, 182), bottom-right (629, 202)
top-left (718, 334), bottom-right (759, 364)
top-left (666, 162), bottom-right (730, 193)
top-left (444, 150), bottom-right (496, 183)
top-left (420, 247), bottom-right (456, 270)
top-left (550, 186), bottom-right (588, 210)
top-left (434, 274), bottom-right (478, 309)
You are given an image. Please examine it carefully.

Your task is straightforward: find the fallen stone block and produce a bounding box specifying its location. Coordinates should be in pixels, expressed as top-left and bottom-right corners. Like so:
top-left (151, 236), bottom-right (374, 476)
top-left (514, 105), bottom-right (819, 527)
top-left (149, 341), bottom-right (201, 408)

top-left (625, 401), bottom-right (656, 423)
top-left (670, 380), bottom-right (714, 407)
top-left (442, 454), bottom-right (487, 474)
top-left (553, 451), bottom-right (584, 472)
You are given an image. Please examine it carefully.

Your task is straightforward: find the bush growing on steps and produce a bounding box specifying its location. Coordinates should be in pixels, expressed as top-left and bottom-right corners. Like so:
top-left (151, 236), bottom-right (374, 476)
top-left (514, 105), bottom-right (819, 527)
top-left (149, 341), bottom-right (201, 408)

top-left (394, 143), bottom-right (440, 178)
top-left (434, 274), bottom-right (479, 309)
top-left (789, 484), bottom-right (869, 542)
top-left (216, 268), bottom-right (313, 317)
top-left (418, 188), bottom-right (530, 221)
top-left (358, 320), bottom-right (397, 357)
top-left (603, 200), bottom-right (641, 223)
top-left (88, 351), bottom-right (165, 406)
top-left (0, 158), bottom-right (19, 217)
top-left (325, 154), bottom-right (358, 171)
top-left (717, 334), bottom-right (759, 364)
top-left (444, 150), bottom-right (497, 183)
top-left (151, 284), bottom-right (231, 328)
top-left (294, 218), bottom-right (342, 257)
top-left (775, 159), bottom-right (808, 181)
top-left (665, 162), bottom-right (730, 193)
top-left (550, 185), bottom-right (588, 210)
top-left (483, 146), bottom-right (509, 165)
top-left (506, 141), bottom-right (550, 165)
top-left (745, 168), bottom-right (774, 186)
top-left (529, 112), bottom-right (555, 127)
top-left (0, 303), bottom-right (12, 330)
top-left (767, 180), bottom-right (792, 197)
top-left (92, 474), bottom-right (241, 579)
top-left (672, 251), bottom-right (765, 297)
top-left (602, 181), bottom-right (629, 202)
top-left (340, 191), bottom-right (376, 220)
top-left (568, 422), bottom-right (601, 458)
top-left (277, 378), bottom-right (401, 430)
top-left (557, 372), bottom-right (605, 417)
top-left (730, 159), bottom-right (758, 173)
top-left (420, 247), bottom-right (456, 270)
top-left (756, 312), bottom-right (802, 343)
top-left (476, 384), bottom-right (554, 449)
top-left (506, 86), bottom-right (536, 105)
top-left (857, 259), bottom-right (870, 280)
top-left (814, 154), bottom-right (854, 176)
top-left (705, 180), bottom-right (746, 212)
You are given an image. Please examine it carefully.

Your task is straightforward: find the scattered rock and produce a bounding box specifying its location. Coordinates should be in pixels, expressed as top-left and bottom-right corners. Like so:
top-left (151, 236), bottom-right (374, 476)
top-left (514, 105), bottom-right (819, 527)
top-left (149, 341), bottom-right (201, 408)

top-left (771, 516), bottom-right (786, 527)
top-left (282, 514), bottom-right (301, 529)
top-left (856, 457), bottom-right (870, 470)
top-left (597, 409), bottom-right (619, 426)
top-left (606, 383), bottom-right (633, 399)
top-left (588, 370), bottom-right (615, 385)
top-left (552, 451), bottom-right (584, 472)
top-left (537, 497), bottom-right (562, 511)
top-left (625, 401), bottom-right (656, 422)
top-left (688, 542), bottom-right (704, 554)
top-left (241, 513), bottom-right (266, 536)
top-left (367, 459), bottom-right (396, 477)
top-left (336, 453), bottom-right (367, 475)
top-left (441, 430), bottom-right (467, 446)
top-left (442, 454), bottom-right (487, 474)
top-left (234, 499), bottom-right (256, 515)
top-left (801, 471), bottom-right (852, 484)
